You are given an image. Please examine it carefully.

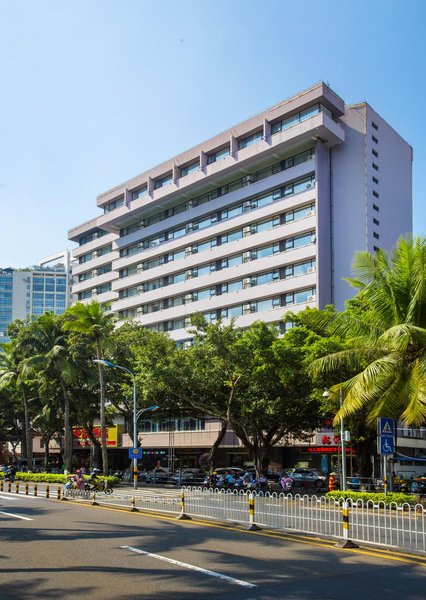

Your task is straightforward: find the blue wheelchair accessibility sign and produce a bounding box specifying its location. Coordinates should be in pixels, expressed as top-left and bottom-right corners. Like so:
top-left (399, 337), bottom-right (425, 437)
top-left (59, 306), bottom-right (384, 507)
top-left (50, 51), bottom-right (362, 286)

top-left (379, 436), bottom-right (394, 455)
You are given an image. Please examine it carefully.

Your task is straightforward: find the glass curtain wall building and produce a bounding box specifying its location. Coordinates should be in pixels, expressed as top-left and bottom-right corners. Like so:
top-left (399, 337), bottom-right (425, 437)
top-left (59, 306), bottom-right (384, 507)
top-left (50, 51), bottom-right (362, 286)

top-left (0, 250), bottom-right (74, 343)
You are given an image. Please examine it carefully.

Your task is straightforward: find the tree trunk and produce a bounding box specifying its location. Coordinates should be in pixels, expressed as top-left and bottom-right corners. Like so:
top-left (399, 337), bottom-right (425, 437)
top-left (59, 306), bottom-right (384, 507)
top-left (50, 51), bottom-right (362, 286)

top-left (251, 444), bottom-right (272, 477)
top-left (96, 341), bottom-right (109, 475)
top-left (43, 436), bottom-right (51, 470)
top-left (21, 385), bottom-right (33, 469)
top-left (59, 376), bottom-right (72, 472)
top-left (86, 429), bottom-right (101, 469)
top-left (206, 420), bottom-right (228, 473)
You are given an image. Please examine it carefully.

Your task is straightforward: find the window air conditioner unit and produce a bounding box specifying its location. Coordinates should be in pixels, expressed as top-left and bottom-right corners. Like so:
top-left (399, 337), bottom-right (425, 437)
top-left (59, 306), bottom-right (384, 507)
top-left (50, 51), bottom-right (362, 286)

top-left (92, 270), bottom-right (98, 277)
top-left (243, 303), bottom-right (253, 315)
top-left (183, 341), bottom-right (192, 349)
top-left (306, 210), bottom-right (315, 217)
top-left (243, 252), bottom-right (252, 262)
top-left (137, 285), bottom-right (145, 294)
top-left (186, 223), bottom-right (194, 232)
top-left (242, 175), bottom-right (254, 186)
top-left (185, 293), bottom-right (194, 303)
top-left (92, 251), bottom-right (98, 258)
top-left (308, 154), bottom-right (314, 160)
top-left (187, 200), bottom-right (194, 209)
top-left (211, 214), bottom-right (218, 223)
top-left (185, 247), bottom-right (193, 257)
top-left (137, 264), bottom-right (143, 273)
top-left (242, 201), bottom-right (252, 212)
top-left (92, 288), bottom-right (98, 295)
top-left (242, 277), bottom-right (252, 289)
top-left (93, 232), bottom-right (99, 239)
top-left (185, 270), bottom-right (194, 280)
top-left (308, 267), bottom-right (316, 274)
top-left (311, 235), bottom-right (317, 244)
top-left (184, 317), bottom-right (192, 328)
top-left (136, 307), bottom-right (143, 314)
top-left (307, 295), bottom-right (316, 302)
top-left (243, 226), bottom-right (253, 237)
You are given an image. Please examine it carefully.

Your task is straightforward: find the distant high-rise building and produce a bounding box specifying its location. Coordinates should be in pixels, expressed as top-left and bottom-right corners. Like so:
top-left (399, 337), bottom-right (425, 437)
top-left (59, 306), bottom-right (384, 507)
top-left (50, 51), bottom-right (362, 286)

top-left (0, 250), bottom-right (74, 343)
top-left (68, 82), bottom-right (412, 343)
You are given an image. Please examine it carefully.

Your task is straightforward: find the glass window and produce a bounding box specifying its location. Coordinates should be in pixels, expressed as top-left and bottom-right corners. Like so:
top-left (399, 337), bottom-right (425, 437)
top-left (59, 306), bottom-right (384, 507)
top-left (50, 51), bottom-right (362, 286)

top-left (131, 186), bottom-right (148, 200)
top-left (257, 298), bottom-right (274, 312)
top-left (207, 146), bottom-right (230, 164)
top-left (180, 161), bottom-right (199, 177)
top-left (228, 305), bottom-right (243, 318)
top-left (154, 173), bottom-right (173, 189)
top-left (238, 130), bottom-right (263, 150)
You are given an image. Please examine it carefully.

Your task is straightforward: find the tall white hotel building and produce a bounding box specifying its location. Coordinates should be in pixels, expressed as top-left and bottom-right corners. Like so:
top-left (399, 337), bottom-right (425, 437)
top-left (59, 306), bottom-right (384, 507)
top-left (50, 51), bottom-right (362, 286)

top-left (69, 82), bottom-right (412, 343)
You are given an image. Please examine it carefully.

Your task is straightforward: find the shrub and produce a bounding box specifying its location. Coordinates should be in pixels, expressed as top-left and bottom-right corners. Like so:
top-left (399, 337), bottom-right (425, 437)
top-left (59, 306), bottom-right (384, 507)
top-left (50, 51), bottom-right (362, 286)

top-left (326, 490), bottom-right (419, 507)
top-left (0, 472), bottom-right (120, 486)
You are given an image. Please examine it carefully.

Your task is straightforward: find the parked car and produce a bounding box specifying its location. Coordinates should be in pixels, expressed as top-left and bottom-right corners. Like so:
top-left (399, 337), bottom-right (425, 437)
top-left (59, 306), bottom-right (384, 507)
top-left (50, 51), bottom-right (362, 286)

top-left (284, 468), bottom-right (327, 488)
top-left (411, 477), bottom-right (426, 495)
top-left (143, 468), bottom-right (170, 484)
top-left (171, 469), bottom-right (206, 485)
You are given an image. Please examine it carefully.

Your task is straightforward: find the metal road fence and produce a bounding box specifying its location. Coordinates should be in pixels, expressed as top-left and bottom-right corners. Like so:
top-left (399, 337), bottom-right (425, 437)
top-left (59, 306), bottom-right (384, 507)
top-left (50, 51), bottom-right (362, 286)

top-left (2, 481), bottom-right (425, 553)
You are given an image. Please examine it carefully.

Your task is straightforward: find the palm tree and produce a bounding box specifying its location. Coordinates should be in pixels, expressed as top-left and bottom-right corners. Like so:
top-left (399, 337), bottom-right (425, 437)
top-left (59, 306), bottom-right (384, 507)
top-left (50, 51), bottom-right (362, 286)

top-left (312, 235), bottom-right (426, 426)
top-left (21, 313), bottom-right (77, 471)
top-left (0, 342), bottom-right (34, 467)
top-left (63, 301), bottom-right (116, 474)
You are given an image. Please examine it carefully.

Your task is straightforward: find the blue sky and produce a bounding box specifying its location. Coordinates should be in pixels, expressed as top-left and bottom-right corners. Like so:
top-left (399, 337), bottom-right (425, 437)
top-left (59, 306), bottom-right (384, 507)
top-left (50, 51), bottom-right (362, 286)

top-left (1, 0), bottom-right (425, 267)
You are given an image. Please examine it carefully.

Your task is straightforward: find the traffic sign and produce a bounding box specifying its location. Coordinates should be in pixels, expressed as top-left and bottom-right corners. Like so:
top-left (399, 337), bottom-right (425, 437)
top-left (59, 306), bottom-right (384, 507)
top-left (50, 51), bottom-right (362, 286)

top-left (129, 447), bottom-right (142, 459)
top-left (378, 436), bottom-right (394, 455)
top-left (378, 417), bottom-right (395, 436)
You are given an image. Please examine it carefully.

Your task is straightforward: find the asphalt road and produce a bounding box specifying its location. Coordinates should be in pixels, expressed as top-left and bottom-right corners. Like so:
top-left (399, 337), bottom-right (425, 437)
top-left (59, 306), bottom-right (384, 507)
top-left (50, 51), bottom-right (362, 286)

top-left (0, 492), bottom-right (425, 600)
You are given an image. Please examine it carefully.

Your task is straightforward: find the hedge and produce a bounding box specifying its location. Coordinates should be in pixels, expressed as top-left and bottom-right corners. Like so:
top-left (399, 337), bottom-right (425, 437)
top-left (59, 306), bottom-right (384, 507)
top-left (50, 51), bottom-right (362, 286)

top-left (0, 472), bottom-right (120, 486)
top-left (326, 490), bottom-right (421, 507)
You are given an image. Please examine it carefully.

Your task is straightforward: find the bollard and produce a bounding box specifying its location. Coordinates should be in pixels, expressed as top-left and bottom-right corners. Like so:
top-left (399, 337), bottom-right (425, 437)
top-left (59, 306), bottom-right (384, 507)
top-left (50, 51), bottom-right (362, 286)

top-left (61, 486), bottom-right (68, 501)
top-left (176, 490), bottom-right (191, 520)
top-left (8, 481), bottom-right (12, 493)
top-left (25, 483), bottom-right (29, 495)
top-left (57, 486), bottom-right (61, 500)
top-left (246, 493), bottom-right (261, 531)
top-left (92, 492), bottom-right (99, 506)
top-left (0, 479), bottom-right (3, 492)
top-left (46, 485), bottom-right (50, 499)
top-left (336, 499), bottom-right (358, 548)
top-left (15, 482), bottom-right (19, 494)
top-left (34, 484), bottom-right (38, 497)
top-left (130, 497), bottom-right (139, 512)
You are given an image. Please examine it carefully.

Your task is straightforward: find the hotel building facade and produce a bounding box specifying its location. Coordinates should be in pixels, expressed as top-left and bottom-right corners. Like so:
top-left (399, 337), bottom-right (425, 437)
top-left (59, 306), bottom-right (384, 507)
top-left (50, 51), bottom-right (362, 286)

top-left (68, 82), bottom-right (413, 471)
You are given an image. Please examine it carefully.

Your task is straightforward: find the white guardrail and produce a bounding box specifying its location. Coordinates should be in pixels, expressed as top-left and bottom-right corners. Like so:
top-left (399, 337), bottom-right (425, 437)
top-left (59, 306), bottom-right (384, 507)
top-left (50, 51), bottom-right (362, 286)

top-left (3, 480), bottom-right (425, 553)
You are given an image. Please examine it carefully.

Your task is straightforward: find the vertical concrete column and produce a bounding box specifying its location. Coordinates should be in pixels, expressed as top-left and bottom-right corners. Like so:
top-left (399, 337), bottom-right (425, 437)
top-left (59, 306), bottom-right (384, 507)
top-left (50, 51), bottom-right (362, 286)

top-left (200, 151), bottom-right (207, 173)
top-left (147, 176), bottom-right (154, 196)
top-left (173, 164), bottom-right (180, 185)
top-left (230, 134), bottom-right (238, 157)
top-left (263, 118), bottom-right (271, 143)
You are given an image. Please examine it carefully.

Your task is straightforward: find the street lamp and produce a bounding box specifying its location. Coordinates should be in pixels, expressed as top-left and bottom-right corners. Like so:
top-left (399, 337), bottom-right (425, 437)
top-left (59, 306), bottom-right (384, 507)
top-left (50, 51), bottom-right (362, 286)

top-left (323, 388), bottom-right (347, 491)
top-left (93, 359), bottom-right (159, 489)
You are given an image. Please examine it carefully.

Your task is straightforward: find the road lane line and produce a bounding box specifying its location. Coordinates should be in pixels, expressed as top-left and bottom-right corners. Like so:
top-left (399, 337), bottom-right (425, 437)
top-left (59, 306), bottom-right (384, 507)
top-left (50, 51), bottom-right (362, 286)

top-left (120, 545), bottom-right (256, 588)
top-left (0, 511), bottom-right (33, 521)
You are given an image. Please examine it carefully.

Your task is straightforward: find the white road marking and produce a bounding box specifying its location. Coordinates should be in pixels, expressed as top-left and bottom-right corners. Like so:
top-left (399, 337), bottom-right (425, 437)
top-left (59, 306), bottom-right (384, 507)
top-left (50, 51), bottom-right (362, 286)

top-left (0, 495), bottom-right (18, 500)
top-left (0, 511), bottom-right (33, 521)
top-left (121, 545), bottom-right (256, 588)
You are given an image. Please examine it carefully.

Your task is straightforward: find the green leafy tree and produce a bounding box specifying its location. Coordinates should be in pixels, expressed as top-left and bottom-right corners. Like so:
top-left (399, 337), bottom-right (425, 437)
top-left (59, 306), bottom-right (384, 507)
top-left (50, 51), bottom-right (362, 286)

top-left (20, 313), bottom-right (78, 471)
top-left (63, 302), bottom-right (116, 474)
top-left (0, 339), bottom-right (37, 467)
top-left (311, 235), bottom-right (426, 426)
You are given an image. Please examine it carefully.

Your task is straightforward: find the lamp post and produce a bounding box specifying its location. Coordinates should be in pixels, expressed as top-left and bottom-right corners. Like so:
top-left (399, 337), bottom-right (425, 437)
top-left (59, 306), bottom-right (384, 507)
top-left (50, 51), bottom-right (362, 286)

top-left (93, 359), bottom-right (159, 489)
top-left (323, 388), bottom-right (347, 491)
